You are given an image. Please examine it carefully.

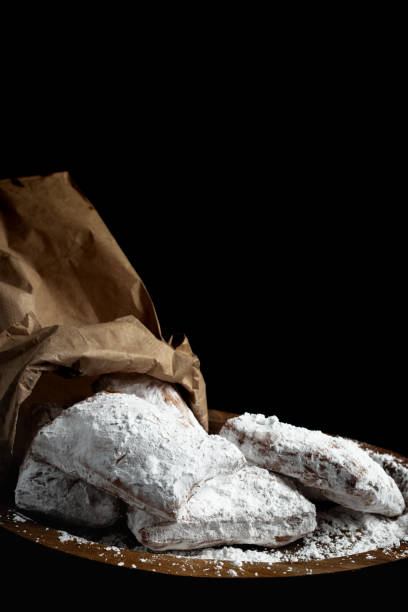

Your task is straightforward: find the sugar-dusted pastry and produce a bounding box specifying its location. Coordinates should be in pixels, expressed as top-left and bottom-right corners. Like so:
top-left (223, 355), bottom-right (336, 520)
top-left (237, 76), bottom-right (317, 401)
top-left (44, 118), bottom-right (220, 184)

top-left (15, 451), bottom-right (121, 528)
top-left (219, 414), bottom-right (405, 517)
top-left (31, 392), bottom-right (246, 520)
top-left (15, 402), bottom-right (121, 527)
top-left (93, 372), bottom-right (201, 430)
top-left (366, 449), bottom-right (408, 506)
top-left (127, 465), bottom-right (317, 551)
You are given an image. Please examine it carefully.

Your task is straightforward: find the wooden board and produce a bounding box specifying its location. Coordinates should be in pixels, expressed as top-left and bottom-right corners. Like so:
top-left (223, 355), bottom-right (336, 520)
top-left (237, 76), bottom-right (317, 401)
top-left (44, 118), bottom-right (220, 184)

top-left (1, 409), bottom-right (407, 578)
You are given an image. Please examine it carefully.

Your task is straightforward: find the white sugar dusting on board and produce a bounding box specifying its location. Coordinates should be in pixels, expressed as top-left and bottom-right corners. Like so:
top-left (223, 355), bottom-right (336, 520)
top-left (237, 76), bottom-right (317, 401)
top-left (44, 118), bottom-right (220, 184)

top-left (169, 505), bottom-right (408, 564)
top-left (57, 530), bottom-right (90, 545)
top-left (12, 513), bottom-right (28, 523)
top-left (87, 450), bottom-right (408, 565)
top-left (7, 446), bottom-right (408, 570)
top-left (219, 414), bottom-right (405, 517)
top-left (163, 450), bottom-right (408, 564)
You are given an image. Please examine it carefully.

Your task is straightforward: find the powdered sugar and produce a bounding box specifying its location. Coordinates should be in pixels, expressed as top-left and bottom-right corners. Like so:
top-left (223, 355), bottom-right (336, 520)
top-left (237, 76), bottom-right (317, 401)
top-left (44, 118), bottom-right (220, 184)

top-left (220, 413), bottom-right (405, 517)
top-left (153, 451), bottom-right (408, 563)
top-left (15, 452), bottom-right (121, 528)
top-left (9, 397), bottom-right (408, 571)
top-left (31, 392), bottom-right (245, 520)
top-left (127, 466), bottom-right (316, 550)
top-left (93, 373), bottom-right (202, 431)
top-left (366, 450), bottom-right (408, 505)
top-left (10, 449), bottom-right (408, 570)
top-left (154, 507), bottom-right (408, 564)
top-left (57, 530), bottom-right (90, 545)
top-left (11, 512), bottom-right (28, 523)
top-left (82, 449), bottom-right (408, 565)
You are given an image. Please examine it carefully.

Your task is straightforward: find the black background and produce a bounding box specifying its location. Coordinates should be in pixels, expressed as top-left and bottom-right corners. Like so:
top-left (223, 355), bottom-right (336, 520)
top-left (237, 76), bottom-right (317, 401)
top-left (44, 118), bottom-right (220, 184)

top-left (1, 148), bottom-right (404, 455)
top-left (0, 101), bottom-right (406, 598)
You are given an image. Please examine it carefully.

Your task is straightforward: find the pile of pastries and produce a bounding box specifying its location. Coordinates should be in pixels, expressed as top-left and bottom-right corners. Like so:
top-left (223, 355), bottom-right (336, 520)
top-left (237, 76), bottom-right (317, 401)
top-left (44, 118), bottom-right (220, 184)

top-left (15, 374), bottom-right (406, 551)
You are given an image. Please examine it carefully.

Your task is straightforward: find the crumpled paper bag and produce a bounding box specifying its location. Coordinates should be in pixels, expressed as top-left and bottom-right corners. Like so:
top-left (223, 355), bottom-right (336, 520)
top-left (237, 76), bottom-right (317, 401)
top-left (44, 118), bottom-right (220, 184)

top-left (0, 172), bottom-right (207, 483)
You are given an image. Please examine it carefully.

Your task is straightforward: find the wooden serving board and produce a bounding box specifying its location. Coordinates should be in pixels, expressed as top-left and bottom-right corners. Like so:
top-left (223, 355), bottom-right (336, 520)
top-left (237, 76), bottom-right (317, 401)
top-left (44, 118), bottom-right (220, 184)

top-left (1, 409), bottom-right (407, 579)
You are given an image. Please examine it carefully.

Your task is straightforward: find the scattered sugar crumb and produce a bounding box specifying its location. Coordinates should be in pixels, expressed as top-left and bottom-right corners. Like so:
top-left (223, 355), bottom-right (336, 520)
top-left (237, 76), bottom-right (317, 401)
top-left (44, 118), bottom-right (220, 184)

top-left (57, 530), bottom-right (88, 544)
top-left (104, 546), bottom-right (121, 554)
top-left (14, 446), bottom-right (408, 576)
top-left (159, 451), bottom-right (408, 566)
top-left (12, 513), bottom-right (27, 523)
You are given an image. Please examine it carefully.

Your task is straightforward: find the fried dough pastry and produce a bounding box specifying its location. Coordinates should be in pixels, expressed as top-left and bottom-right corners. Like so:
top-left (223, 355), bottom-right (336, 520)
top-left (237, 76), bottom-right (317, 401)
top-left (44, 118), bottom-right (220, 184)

top-left (15, 451), bottom-right (121, 527)
top-left (366, 449), bottom-right (408, 506)
top-left (15, 402), bottom-right (121, 527)
top-left (220, 414), bottom-right (405, 517)
top-left (127, 465), bottom-right (317, 551)
top-left (93, 372), bottom-right (200, 430)
top-left (31, 392), bottom-right (246, 520)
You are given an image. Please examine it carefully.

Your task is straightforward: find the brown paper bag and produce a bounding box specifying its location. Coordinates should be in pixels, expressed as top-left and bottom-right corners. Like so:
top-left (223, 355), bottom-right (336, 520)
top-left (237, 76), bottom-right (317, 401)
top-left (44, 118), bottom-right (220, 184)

top-left (0, 172), bottom-right (207, 482)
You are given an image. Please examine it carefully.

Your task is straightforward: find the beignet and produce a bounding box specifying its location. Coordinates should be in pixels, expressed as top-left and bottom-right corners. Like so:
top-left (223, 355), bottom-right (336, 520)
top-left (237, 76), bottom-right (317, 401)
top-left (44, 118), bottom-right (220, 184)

top-left (31, 392), bottom-right (246, 520)
top-left (15, 402), bottom-right (121, 527)
top-left (15, 451), bottom-right (121, 527)
top-left (127, 465), bottom-right (317, 551)
top-left (220, 413), bottom-right (405, 517)
top-left (93, 372), bottom-right (201, 430)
